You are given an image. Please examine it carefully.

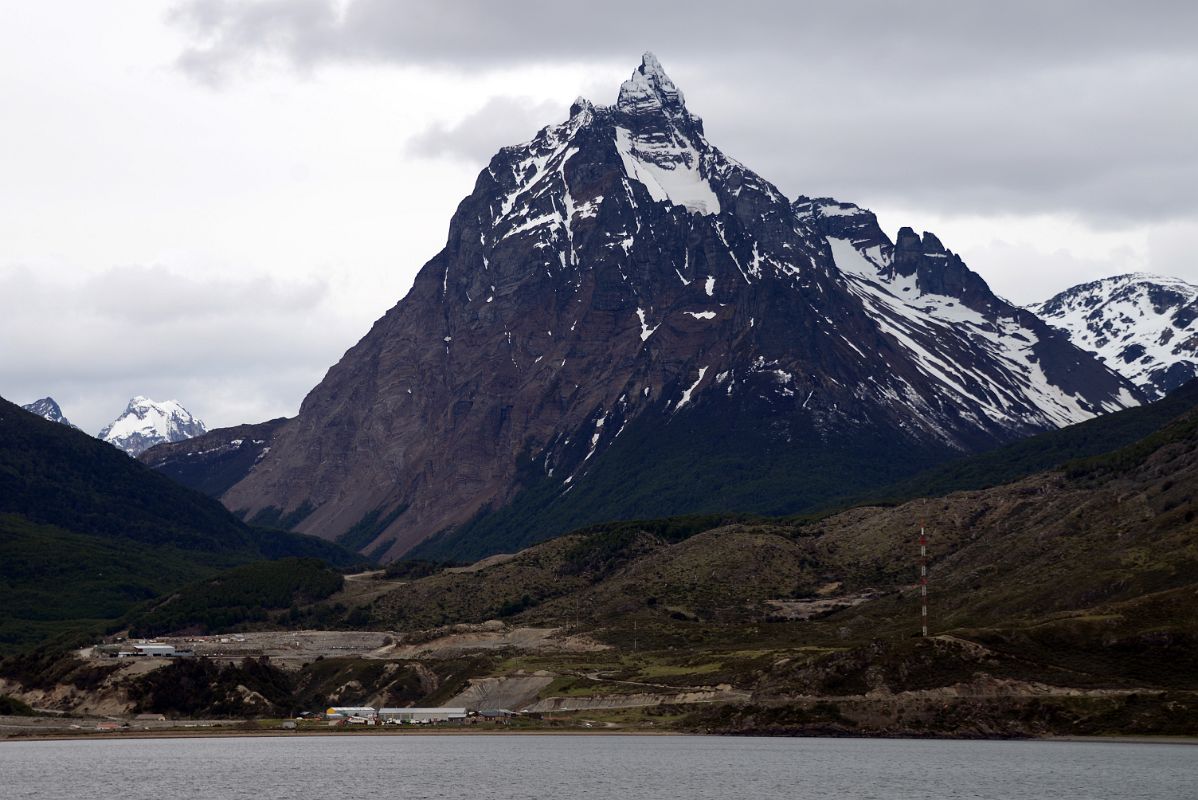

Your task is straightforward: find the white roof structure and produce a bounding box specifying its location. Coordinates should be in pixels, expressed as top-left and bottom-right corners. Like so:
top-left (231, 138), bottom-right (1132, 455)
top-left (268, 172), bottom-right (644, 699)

top-left (378, 707), bottom-right (467, 718)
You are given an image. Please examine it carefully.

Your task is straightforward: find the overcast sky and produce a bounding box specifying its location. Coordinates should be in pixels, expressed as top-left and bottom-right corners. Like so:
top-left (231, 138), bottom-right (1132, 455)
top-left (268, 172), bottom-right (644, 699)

top-left (3, 1), bottom-right (1196, 433)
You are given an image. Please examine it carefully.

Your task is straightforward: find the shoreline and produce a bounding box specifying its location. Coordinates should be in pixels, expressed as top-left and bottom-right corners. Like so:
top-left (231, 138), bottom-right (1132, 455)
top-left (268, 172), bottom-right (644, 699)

top-left (3, 727), bottom-right (1195, 745)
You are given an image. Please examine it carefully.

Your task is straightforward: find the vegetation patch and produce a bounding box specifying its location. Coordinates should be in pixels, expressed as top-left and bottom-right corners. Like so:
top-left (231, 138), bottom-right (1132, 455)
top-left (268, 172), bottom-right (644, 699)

top-left (0, 694), bottom-right (36, 715)
top-left (126, 558), bottom-right (345, 637)
top-left (129, 657), bottom-right (295, 717)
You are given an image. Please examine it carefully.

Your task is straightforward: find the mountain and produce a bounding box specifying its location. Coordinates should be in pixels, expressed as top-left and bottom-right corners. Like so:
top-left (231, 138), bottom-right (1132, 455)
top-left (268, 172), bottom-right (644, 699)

top-left (149, 53), bottom-right (1140, 562)
top-left (139, 418), bottom-right (287, 499)
top-left (99, 396), bottom-right (207, 456)
top-left (20, 397), bottom-right (78, 430)
top-left (1030, 273), bottom-right (1198, 400)
top-left (0, 396), bottom-right (359, 652)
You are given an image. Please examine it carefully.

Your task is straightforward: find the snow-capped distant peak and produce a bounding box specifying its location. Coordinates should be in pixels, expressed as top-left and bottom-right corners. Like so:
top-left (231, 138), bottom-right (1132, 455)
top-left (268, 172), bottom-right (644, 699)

top-left (1030, 273), bottom-right (1198, 399)
top-left (98, 396), bottom-right (207, 457)
top-left (22, 396), bottom-right (79, 430)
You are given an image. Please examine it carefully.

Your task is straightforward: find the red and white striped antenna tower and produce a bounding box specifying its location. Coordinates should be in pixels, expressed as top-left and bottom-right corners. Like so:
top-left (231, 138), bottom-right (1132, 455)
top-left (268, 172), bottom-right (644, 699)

top-left (918, 521), bottom-right (928, 637)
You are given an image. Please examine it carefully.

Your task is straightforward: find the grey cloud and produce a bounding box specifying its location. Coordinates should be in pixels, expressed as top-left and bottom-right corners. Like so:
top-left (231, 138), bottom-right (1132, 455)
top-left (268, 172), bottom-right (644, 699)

top-left (84, 264), bottom-right (329, 324)
top-left (168, 1), bottom-right (1198, 226)
top-left (959, 240), bottom-right (1144, 306)
top-left (1146, 220), bottom-right (1198, 282)
top-left (169, 1), bottom-right (1198, 77)
top-left (170, 0), bottom-right (339, 86)
top-left (0, 265), bottom-right (360, 433)
top-left (699, 55), bottom-right (1198, 225)
top-left (405, 97), bottom-right (563, 163)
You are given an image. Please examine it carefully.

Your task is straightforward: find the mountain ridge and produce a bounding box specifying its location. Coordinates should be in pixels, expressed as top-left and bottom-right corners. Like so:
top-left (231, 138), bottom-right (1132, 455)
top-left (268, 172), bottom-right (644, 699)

top-left (1031, 272), bottom-right (1198, 399)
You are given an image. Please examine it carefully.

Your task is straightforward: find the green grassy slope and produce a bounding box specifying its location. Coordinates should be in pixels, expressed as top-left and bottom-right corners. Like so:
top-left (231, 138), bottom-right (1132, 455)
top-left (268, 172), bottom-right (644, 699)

top-left (0, 397), bottom-right (361, 652)
top-left (123, 558), bottom-right (346, 638)
top-left (2, 396), bottom-right (255, 549)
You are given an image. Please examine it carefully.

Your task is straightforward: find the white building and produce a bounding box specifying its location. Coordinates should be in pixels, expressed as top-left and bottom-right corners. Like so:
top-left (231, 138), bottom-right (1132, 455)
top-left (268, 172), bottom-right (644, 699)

top-left (131, 643), bottom-right (176, 657)
top-left (378, 707), bottom-right (467, 723)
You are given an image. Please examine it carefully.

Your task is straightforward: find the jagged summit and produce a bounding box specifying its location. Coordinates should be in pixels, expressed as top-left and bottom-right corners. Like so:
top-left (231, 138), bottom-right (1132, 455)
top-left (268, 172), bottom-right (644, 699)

top-left (617, 52), bottom-right (686, 114)
top-left (569, 96), bottom-right (593, 117)
top-left (99, 396), bottom-right (207, 457)
top-left (22, 396), bottom-right (79, 430)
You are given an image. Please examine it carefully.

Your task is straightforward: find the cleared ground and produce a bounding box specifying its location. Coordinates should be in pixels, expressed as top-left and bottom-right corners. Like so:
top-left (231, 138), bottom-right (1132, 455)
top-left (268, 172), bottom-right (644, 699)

top-left (87, 623), bottom-right (606, 670)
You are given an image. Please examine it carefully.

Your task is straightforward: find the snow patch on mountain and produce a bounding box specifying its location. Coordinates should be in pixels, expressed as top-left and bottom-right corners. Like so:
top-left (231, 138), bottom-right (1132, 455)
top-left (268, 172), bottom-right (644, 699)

top-left (1030, 273), bottom-right (1198, 399)
top-left (613, 126), bottom-right (720, 215)
top-left (98, 396), bottom-right (207, 457)
top-left (827, 236), bottom-right (1132, 429)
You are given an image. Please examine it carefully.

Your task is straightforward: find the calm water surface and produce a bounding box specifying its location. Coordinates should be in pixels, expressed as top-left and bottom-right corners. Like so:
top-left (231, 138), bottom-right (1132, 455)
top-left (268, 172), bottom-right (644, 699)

top-left (1, 734), bottom-right (1193, 799)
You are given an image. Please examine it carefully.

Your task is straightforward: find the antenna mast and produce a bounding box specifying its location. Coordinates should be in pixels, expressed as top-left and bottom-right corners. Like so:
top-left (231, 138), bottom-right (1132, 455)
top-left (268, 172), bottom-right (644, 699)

top-left (919, 522), bottom-right (928, 637)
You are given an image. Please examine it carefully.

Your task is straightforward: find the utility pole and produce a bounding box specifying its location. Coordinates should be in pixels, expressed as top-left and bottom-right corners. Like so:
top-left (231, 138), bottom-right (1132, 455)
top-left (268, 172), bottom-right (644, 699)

top-left (919, 522), bottom-right (929, 637)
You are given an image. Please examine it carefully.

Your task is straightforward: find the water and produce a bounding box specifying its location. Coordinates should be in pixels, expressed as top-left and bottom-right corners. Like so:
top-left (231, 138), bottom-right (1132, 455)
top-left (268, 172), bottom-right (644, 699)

top-left (0, 735), bottom-right (1193, 799)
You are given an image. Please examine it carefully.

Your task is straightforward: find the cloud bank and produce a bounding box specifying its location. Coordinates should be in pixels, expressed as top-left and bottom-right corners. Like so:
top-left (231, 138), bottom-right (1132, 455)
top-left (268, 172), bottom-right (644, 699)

top-left (168, 1), bottom-right (1198, 229)
top-left (0, 265), bottom-right (360, 433)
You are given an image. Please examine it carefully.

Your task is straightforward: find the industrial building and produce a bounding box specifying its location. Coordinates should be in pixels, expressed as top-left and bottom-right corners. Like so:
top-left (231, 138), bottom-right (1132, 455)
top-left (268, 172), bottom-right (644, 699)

top-left (95, 642), bottom-right (192, 658)
top-left (323, 707), bottom-right (469, 723)
top-left (131, 644), bottom-right (176, 657)
top-left (378, 707), bottom-right (467, 723)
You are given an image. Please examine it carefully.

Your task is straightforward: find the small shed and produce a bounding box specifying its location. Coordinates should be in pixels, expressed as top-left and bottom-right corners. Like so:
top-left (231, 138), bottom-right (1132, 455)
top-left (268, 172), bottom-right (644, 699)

top-left (479, 709), bottom-right (516, 720)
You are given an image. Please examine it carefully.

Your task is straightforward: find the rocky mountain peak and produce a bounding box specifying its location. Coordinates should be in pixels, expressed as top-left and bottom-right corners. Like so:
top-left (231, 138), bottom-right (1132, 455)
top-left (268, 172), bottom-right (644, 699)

top-left (175, 51), bottom-right (1140, 562)
top-left (21, 396), bottom-right (79, 430)
top-left (617, 52), bottom-right (686, 115)
top-left (794, 198), bottom-right (891, 256)
top-left (883, 225), bottom-right (993, 311)
top-left (921, 231), bottom-right (946, 253)
top-left (894, 226), bottom-right (923, 252)
top-left (569, 96), bottom-right (593, 117)
top-left (99, 396), bottom-right (207, 457)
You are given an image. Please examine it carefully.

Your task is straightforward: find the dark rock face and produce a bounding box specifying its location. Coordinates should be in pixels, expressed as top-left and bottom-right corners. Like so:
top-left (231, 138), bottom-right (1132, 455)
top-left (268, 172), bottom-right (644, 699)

top-left (139, 418), bottom-right (287, 500)
top-left (21, 397), bottom-right (78, 430)
top-left (162, 54), bottom-right (1140, 561)
top-left (1031, 274), bottom-right (1198, 399)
